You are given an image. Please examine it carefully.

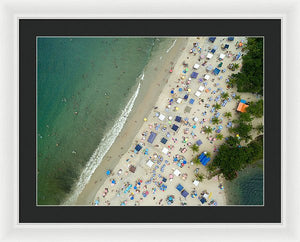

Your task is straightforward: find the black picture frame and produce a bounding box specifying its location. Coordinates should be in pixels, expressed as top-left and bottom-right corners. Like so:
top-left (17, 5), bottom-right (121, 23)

top-left (19, 19), bottom-right (281, 223)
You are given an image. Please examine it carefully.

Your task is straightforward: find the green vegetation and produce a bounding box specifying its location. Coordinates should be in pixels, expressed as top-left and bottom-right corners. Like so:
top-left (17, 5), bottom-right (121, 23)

top-left (212, 117), bottom-right (219, 125)
top-left (221, 92), bottom-right (229, 100)
top-left (229, 38), bottom-right (263, 95)
top-left (234, 94), bottom-right (241, 101)
top-left (224, 112), bottom-right (232, 119)
top-left (190, 143), bottom-right (199, 153)
top-left (235, 112), bottom-right (253, 123)
top-left (247, 99), bottom-right (263, 118)
top-left (231, 122), bottom-right (253, 143)
top-left (204, 126), bottom-right (213, 135)
top-left (255, 123), bottom-right (264, 135)
top-left (225, 136), bottom-right (241, 147)
top-left (216, 134), bottom-right (224, 140)
top-left (209, 135), bottom-right (263, 180)
top-left (192, 156), bottom-right (200, 164)
top-left (195, 173), bottom-right (205, 182)
top-left (213, 103), bottom-right (221, 110)
top-left (229, 63), bottom-right (240, 71)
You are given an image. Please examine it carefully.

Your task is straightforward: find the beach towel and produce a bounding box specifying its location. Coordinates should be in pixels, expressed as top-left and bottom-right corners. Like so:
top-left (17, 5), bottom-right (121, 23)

top-left (175, 116), bottom-right (182, 122)
top-left (147, 132), bottom-right (157, 144)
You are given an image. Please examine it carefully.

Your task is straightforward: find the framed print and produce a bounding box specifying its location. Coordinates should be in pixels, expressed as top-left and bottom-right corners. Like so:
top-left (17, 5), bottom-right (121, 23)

top-left (1, 0), bottom-right (300, 240)
top-left (19, 19), bottom-right (280, 223)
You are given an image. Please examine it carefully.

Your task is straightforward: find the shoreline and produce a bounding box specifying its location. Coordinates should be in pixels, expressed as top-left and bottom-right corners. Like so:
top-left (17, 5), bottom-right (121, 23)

top-left (74, 38), bottom-right (189, 205)
top-left (75, 36), bottom-right (263, 206)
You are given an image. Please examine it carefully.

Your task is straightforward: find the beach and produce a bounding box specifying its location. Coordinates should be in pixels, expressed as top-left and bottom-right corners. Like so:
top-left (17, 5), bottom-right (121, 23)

top-left (72, 37), bottom-right (263, 206)
top-left (70, 38), bottom-right (189, 205)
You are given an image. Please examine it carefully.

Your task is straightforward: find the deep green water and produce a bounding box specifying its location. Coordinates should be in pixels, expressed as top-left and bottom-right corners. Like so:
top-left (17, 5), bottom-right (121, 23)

top-left (225, 161), bottom-right (264, 205)
top-left (37, 37), bottom-right (159, 205)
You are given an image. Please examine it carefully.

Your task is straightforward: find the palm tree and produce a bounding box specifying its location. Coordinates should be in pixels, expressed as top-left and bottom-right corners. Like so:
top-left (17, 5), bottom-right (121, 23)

top-left (213, 103), bottom-right (221, 110)
top-left (195, 173), bottom-right (205, 182)
top-left (206, 152), bottom-right (212, 158)
top-left (192, 156), bottom-right (200, 164)
top-left (190, 144), bottom-right (199, 153)
top-left (221, 92), bottom-right (229, 100)
top-left (224, 112), bottom-right (232, 119)
top-left (233, 63), bottom-right (239, 70)
top-left (216, 134), bottom-right (224, 140)
top-left (211, 117), bottom-right (219, 125)
top-left (234, 95), bottom-right (241, 101)
top-left (204, 126), bottom-right (213, 135)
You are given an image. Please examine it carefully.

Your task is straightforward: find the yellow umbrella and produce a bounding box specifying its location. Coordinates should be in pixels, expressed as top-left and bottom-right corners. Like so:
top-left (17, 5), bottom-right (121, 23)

top-left (188, 88), bottom-right (191, 92)
top-left (144, 118), bottom-right (147, 122)
top-left (208, 192), bottom-right (212, 199)
top-left (175, 107), bottom-right (179, 110)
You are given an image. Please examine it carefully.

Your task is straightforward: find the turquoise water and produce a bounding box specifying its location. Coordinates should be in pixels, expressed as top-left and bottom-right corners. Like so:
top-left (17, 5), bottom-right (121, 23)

top-left (37, 37), bottom-right (159, 205)
top-left (225, 161), bottom-right (264, 205)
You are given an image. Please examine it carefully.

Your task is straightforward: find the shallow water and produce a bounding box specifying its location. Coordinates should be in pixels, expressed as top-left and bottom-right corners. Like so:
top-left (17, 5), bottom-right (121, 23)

top-left (225, 161), bottom-right (264, 205)
top-left (37, 37), bottom-right (163, 205)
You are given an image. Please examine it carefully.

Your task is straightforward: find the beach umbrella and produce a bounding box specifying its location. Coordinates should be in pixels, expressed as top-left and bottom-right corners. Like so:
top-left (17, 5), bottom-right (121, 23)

top-left (175, 107), bottom-right (179, 111)
top-left (106, 170), bottom-right (111, 175)
top-left (144, 118), bottom-right (147, 122)
top-left (188, 88), bottom-right (191, 92)
top-left (179, 88), bottom-right (183, 92)
top-left (170, 90), bottom-right (174, 94)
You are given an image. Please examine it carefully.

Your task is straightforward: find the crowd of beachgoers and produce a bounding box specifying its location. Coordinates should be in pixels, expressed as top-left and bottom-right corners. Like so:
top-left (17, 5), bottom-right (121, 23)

top-left (91, 36), bottom-right (261, 206)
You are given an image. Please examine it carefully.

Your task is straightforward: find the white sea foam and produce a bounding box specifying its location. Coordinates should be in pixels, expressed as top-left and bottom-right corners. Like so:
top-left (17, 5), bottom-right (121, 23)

top-left (166, 39), bottom-right (177, 53)
top-left (64, 82), bottom-right (141, 205)
top-left (140, 71), bottom-right (145, 80)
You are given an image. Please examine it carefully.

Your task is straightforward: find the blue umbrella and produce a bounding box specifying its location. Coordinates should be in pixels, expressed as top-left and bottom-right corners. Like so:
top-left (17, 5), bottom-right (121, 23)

top-left (171, 90), bottom-right (174, 94)
top-left (106, 170), bottom-right (111, 175)
top-left (179, 88), bottom-right (183, 92)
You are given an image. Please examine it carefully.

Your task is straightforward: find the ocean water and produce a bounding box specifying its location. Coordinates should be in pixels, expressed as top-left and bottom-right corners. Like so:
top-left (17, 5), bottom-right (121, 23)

top-left (225, 161), bottom-right (264, 205)
top-left (37, 37), bottom-right (169, 205)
